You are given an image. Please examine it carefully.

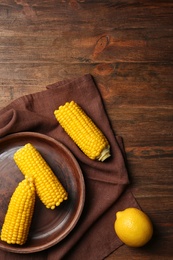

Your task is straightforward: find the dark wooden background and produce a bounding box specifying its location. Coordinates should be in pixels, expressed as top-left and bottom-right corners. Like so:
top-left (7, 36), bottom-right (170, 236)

top-left (0, 1), bottom-right (173, 259)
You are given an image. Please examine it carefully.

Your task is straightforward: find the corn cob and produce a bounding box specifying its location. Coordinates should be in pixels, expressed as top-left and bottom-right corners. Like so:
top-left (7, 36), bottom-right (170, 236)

top-left (0, 177), bottom-right (35, 245)
top-left (54, 101), bottom-right (111, 161)
top-left (14, 143), bottom-right (68, 210)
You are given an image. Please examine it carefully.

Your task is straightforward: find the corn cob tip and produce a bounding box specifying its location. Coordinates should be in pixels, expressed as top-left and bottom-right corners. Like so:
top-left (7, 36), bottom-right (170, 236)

top-left (97, 145), bottom-right (111, 161)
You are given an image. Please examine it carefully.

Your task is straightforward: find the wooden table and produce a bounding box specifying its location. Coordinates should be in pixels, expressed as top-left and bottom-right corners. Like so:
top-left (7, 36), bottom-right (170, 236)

top-left (0, 1), bottom-right (173, 259)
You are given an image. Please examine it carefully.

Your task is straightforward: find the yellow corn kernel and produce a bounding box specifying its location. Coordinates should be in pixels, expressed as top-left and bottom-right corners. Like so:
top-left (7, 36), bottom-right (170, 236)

top-left (14, 143), bottom-right (68, 209)
top-left (54, 101), bottom-right (111, 161)
top-left (0, 177), bottom-right (35, 245)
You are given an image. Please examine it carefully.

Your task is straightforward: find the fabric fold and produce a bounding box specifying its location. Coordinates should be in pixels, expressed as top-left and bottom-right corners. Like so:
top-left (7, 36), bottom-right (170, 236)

top-left (0, 74), bottom-right (139, 260)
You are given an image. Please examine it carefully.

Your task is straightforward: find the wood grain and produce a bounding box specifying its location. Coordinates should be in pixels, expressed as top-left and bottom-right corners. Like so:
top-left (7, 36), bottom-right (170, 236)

top-left (0, 0), bottom-right (173, 259)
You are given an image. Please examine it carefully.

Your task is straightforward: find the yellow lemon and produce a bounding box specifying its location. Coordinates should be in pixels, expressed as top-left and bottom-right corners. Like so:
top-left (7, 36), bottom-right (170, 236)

top-left (114, 207), bottom-right (153, 247)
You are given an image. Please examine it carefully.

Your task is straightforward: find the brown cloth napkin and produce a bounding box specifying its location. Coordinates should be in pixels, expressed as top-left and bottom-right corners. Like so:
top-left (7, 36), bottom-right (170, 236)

top-left (0, 74), bottom-right (139, 260)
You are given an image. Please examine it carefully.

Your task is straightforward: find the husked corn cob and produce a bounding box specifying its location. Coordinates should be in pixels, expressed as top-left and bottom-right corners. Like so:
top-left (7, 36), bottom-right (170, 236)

top-left (54, 101), bottom-right (111, 161)
top-left (0, 177), bottom-right (35, 245)
top-left (14, 143), bottom-right (68, 210)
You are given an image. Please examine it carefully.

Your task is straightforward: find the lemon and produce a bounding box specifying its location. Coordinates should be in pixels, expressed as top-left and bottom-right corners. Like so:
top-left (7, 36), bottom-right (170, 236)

top-left (114, 207), bottom-right (153, 247)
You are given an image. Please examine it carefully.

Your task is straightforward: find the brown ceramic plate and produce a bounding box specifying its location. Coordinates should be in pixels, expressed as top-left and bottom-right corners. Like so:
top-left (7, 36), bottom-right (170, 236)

top-left (0, 132), bottom-right (85, 253)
